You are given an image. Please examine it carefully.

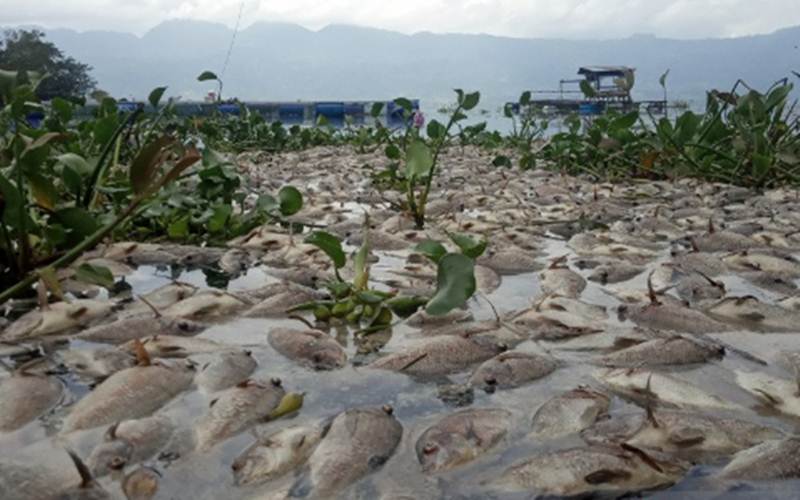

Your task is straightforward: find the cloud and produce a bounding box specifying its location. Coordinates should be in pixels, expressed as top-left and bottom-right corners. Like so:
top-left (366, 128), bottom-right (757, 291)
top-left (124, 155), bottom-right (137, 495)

top-left (2, 0), bottom-right (799, 39)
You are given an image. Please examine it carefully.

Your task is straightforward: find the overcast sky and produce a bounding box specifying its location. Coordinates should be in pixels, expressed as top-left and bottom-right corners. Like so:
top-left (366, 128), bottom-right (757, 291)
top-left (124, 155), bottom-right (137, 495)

top-left (4, 0), bottom-right (800, 39)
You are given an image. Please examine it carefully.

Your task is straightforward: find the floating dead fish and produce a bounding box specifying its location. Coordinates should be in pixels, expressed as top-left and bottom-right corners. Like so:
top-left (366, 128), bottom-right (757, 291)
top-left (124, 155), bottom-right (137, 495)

top-left (468, 351), bottom-right (557, 391)
top-left (219, 248), bottom-right (263, 275)
top-left (123, 335), bottom-right (228, 358)
top-left (195, 378), bottom-right (285, 451)
top-left (539, 258), bottom-right (586, 298)
top-left (735, 370), bottom-right (800, 417)
top-left (722, 251), bottom-right (800, 276)
top-left (87, 414), bottom-right (176, 477)
top-left (706, 296), bottom-right (800, 332)
top-left (116, 282), bottom-right (198, 319)
top-left (60, 348), bottom-right (136, 381)
top-left (264, 267), bottom-right (331, 288)
top-left (195, 350), bottom-right (257, 392)
top-left (2, 299), bottom-right (114, 340)
top-left (493, 444), bottom-right (687, 497)
top-left (232, 422), bottom-right (328, 486)
top-left (582, 409), bottom-right (783, 461)
top-left (290, 405), bottom-right (402, 498)
top-left (368, 334), bottom-right (505, 376)
top-left (62, 351), bottom-right (194, 433)
top-left (475, 265), bottom-right (501, 294)
top-left (122, 466), bottom-right (160, 500)
top-left (674, 272), bottom-right (726, 305)
top-left (76, 314), bottom-right (206, 344)
top-left (530, 387), bottom-right (610, 439)
top-left (741, 271), bottom-right (799, 295)
top-left (690, 229), bottom-right (757, 252)
top-left (598, 336), bottom-right (724, 367)
top-left (228, 227), bottom-right (293, 250)
top-left (405, 308), bottom-right (473, 329)
top-left (718, 438), bottom-right (800, 481)
top-left (588, 261), bottom-right (645, 284)
top-left (0, 369), bottom-right (64, 432)
top-left (671, 251), bottom-right (728, 277)
top-left (244, 286), bottom-right (327, 317)
top-left (595, 368), bottom-right (736, 410)
top-left (268, 328), bottom-right (346, 370)
top-left (161, 290), bottom-right (248, 320)
top-left (477, 249), bottom-right (542, 274)
top-left (620, 301), bottom-right (730, 334)
top-left (511, 296), bottom-right (607, 340)
top-left (416, 408), bottom-right (511, 473)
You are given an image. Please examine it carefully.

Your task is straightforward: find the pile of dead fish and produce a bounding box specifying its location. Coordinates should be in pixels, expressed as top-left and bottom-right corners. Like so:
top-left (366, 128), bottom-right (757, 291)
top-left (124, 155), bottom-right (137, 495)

top-left (3, 145), bottom-right (800, 499)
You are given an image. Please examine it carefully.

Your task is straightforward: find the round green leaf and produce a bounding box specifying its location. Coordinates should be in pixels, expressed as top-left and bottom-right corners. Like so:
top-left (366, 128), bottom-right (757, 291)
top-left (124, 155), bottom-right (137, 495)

top-left (305, 231), bottom-right (346, 269)
top-left (425, 253), bottom-right (476, 316)
top-left (405, 140), bottom-right (433, 179)
top-left (278, 186), bottom-right (303, 216)
top-left (197, 71), bottom-right (218, 82)
top-left (414, 239), bottom-right (447, 263)
top-left (449, 233), bottom-right (487, 259)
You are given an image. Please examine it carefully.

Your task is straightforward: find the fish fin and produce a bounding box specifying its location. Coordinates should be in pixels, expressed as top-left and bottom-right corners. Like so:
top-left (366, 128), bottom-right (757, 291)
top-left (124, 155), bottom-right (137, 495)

top-left (646, 271), bottom-right (661, 306)
top-left (132, 339), bottom-right (151, 366)
top-left (753, 388), bottom-right (782, 406)
top-left (66, 449), bottom-right (95, 488)
top-left (105, 422), bottom-right (119, 441)
top-left (138, 295), bottom-right (162, 318)
top-left (584, 468), bottom-right (632, 484)
top-left (620, 443), bottom-right (664, 473)
top-left (548, 255), bottom-right (569, 269)
top-left (209, 398), bottom-right (218, 408)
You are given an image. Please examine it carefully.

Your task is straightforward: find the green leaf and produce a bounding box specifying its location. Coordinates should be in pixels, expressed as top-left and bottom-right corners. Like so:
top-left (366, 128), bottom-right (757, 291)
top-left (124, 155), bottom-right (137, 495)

top-left (148, 86), bottom-right (168, 108)
top-left (53, 207), bottom-right (98, 245)
top-left (520, 91), bottom-right (532, 106)
top-left (394, 98), bottom-right (413, 113)
top-left (62, 165), bottom-right (83, 198)
top-left (278, 186), bottom-right (303, 216)
top-left (610, 111), bottom-right (639, 131)
top-left (75, 263), bottom-right (115, 289)
top-left (426, 120), bottom-right (446, 141)
top-left (386, 296), bottom-right (427, 318)
top-left (353, 215), bottom-right (370, 291)
top-left (256, 194), bottom-right (278, 213)
top-left (461, 91), bottom-right (480, 111)
top-left (130, 136), bottom-right (173, 195)
top-left (449, 233), bottom-right (487, 259)
top-left (405, 140), bottom-right (433, 179)
top-left (659, 69), bottom-right (670, 89)
top-left (167, 216), bottom-right (190, 240)
top-left (0, 69), bottom-right (17, 103)
top-left (26, 172), bottom-right (58, 211)
top-left (425, 253), bottom-right (476, 316)
top-left (93, 115), bottom-right (119, 147)
top-left (57, 153), bottom-right (92, 176)
top-left (384, 144), bottom-right (401, 160)
top-left (197, 71), bottom-right (218, 82)
top-left (415, 239), bottom-right (448, 264)
top-left (370, 102), bottom-right (384, 118)
top-left (51, 97), bottom-right (73, 122)
top-left (492, 155), bottom-right (512, 168)
top-left (356, 290), bottom-right (386, 304)
top-left (0, 172), bottom-right (22, 227)
top-left (580, 80), bottom-right (597, 98)
top-left (305, 231), bottom-right (346, 269)
top-left (208, 204), bottom-right (232, 233)
top-left (38, 267), bottom-right (64, 301)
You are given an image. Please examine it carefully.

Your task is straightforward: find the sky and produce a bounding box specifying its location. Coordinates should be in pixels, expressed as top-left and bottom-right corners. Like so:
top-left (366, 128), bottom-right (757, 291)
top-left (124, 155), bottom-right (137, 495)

top-left (3, 0), bottom-right (800, 39)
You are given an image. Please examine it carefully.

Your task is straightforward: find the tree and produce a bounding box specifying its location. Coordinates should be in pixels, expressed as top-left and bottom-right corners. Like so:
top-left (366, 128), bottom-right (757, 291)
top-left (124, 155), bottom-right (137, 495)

top-left (0, 29), bottom-right (96, 101)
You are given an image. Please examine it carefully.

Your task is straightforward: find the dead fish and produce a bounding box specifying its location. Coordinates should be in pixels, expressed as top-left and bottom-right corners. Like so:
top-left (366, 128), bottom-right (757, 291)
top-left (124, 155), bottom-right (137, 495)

top-left (60, 348), bottom-right (136, 381)
top-left (706, 296), bottom-right (800, 332)
top-left (3, 299), bottom-right (114, 340)
top-left (122, 466), bottom-right (160, 500)
top-left (588, 262), bottom-right (644, 284)
top-left (244, 286), bottom-right (327, 317)
top-left (122, 335), bottom-right (228, 358)
top-left (290, 406), bottom-right (402, 498)
top-left (265, 267), bottom-right (330, 288)
top-left (219, 248), bottom-right (262, 275)
top-left (416, 408), bottom-right (511, 473)
top-left (690, 229), bottom-right (757, 252)
top-left (595, 368), bottom-right (736, 410)
top-left (475, 265), bottom-right (501, 294)
top-left (104, 242), bottom-right (223, 267)
top-left (620, 302), bottom-right (730, 334)
top-left (493, 444), bottom-right (687, 497)
top-left (0, 369), bottom-right (64, 432)
top-left (530, 387), bottom-right (610, 439)
top-left (232, 422), bottom-right (328, 486)
top-left (468, 352), bottom-right (557, 391)
top-left (741, 271), bottom-right (799, 295)
top-left (582, 409), bottom-right (783, 461)
top-left (539, 258), bottom-right (586, 298)
top-left (268, 328), bottom-right (346, 370)
top-left (87, 414), bottom-right (176, 476)
top-left (368, 334), bottom-right (506, 376)
top-left (718, 438), bottom-right (800, 480)
top-left (723, 251), bottom-right (800, 276)
top-left (405, 308), bottom-right (473, 329)
top-left (117, 282), bottom-right (198, 319)
top-left (598, 336), bottom-right (724, 367)
top-left (76, 314), bottom-right (206, 344)
top-left (195, 378), bottom-right (285, 451)
top-left (735, 370), bottom-right (800, 417)
top-left (674, 272), bottom-right (726, 304)
top-left (62, 351), bottom-right (194, 433)
top-left (511, 296), bottom-right (607, 340)
top-left (195, 350), bottom-right (257, 392)
top-left (671, 252), bottom-right (727, 277)
top-left (161, 289), bottom-right (248, 320)
top-left (228, 227), bottom-right (293, 250)
top-left (347, 230), bottom-right (409, 251)
top-left (477, 249), bottom-right (542, 274)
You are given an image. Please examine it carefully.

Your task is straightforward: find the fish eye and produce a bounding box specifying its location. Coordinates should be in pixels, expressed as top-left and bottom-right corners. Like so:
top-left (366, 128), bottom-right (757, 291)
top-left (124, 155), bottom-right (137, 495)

top-left (422, 443), bottom-right (438, 455)
top-left (110, 457), bottom-right (126, 469)
top-left (178, 321), bottom-right (190, 331)
top-left (381, 404), bottom-right (394, 415)
top-left (271, 377), bottom-right (282, 387)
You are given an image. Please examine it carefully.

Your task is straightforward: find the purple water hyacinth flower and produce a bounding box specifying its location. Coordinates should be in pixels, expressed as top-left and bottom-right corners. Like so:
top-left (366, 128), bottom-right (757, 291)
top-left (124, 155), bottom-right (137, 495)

top-left (413, 110), bottom-right (425, 129)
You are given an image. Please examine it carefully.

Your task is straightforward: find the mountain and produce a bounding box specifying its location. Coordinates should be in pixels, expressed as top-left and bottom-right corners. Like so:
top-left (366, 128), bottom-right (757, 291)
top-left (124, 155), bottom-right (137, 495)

top-left (20, 20), bottom-right (800, 108)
